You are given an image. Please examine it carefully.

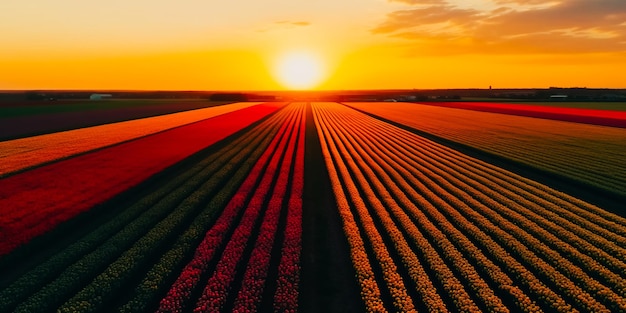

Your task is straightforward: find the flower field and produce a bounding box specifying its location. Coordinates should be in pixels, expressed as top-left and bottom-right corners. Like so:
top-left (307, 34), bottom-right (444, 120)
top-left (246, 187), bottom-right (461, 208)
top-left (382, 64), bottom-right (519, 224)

top-left (421, 101), bottom-right (626, 128)
top-left (1, 101), bottom-right (625, 312)
top-left (0, 102), bottom-right (260, 177)
top-left (347, 101), bottom-right (626, 200)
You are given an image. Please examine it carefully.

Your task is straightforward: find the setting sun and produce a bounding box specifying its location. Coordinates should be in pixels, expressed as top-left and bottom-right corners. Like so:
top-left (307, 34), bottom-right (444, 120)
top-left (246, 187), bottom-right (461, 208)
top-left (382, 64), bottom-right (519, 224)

top-left (274, 51), bottom-right (325, 90)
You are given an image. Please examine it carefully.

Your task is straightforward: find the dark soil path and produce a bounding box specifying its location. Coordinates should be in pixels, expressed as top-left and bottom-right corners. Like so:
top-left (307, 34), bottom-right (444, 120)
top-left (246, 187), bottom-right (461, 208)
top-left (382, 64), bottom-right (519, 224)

top-left (300, 103), bottom-right (364, 313)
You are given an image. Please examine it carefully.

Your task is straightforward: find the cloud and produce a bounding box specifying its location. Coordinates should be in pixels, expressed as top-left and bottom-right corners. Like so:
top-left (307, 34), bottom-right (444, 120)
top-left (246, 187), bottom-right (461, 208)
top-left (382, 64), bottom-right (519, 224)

top-left (374, 0), bottom-right (626, 54)
top-left (276, 20), bottom-right (311, 27)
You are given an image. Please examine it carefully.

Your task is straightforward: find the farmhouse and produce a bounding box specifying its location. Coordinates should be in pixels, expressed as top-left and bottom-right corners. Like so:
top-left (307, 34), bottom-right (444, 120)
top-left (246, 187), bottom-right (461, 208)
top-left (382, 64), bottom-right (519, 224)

top-left (89, 93), bottom-right (112, 100)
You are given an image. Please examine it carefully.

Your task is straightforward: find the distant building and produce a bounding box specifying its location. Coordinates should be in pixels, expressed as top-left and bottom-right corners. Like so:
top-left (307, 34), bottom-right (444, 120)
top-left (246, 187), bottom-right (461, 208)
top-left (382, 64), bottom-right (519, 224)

top-left (550, 95), bottom-right (568, 101)
top-left (89, 93), bottom-right (112, 100)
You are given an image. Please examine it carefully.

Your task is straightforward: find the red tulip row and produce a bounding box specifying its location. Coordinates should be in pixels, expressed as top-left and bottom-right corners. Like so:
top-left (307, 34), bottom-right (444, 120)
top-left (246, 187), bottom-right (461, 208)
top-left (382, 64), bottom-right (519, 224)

top-left (157, 103), bottom-right (302, 313)
top-left (231, 103), bottom-right (305, 313)
top-left (192, 103), bottom-right (303, 313)
top-left (0, 102), bottom-right (259, 177)
top-left (0, 103), bottom-right (284, 256)
top-left (2, 103), bottom-right (289, 313)
top-left (272, 102), bottom-right (306, 313)
top-left (313, 104), bottom-right (388, 312)
top-left (426, 101), bottom-right (626, 128)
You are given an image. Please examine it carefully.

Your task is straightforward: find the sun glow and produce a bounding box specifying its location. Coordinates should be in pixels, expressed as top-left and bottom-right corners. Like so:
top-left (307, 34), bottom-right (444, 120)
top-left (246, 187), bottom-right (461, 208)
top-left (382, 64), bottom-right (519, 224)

top-left (274, 51), bottom-right (325, 90)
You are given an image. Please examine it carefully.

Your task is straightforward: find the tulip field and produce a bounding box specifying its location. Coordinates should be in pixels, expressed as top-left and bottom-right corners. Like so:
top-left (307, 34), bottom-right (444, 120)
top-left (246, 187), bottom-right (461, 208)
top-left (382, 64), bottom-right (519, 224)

top-left (1, 101), bottom-right (625, 312)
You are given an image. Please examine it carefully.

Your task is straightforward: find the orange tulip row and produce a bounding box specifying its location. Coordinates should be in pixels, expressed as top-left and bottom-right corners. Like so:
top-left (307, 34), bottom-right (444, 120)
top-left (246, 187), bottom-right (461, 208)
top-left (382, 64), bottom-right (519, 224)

top-left (332, 107), bottom-right (531, 313)
top-left (346, 104), bottom-right (577, 312)
top-left (370, 115), bottom-right (626, 305)
top-left (422, 146), bottom-right (626, 278)
top-left (349, 102), bottom-right (626, 243)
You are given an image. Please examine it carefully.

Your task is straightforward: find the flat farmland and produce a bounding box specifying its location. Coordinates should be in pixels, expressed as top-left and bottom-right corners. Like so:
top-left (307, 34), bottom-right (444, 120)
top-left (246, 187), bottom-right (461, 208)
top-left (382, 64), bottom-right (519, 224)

top-left (347, 101), bottom-right (626, 205)
top-left (1, 101), bottom-right (625, 312)
top-left (0, 100), bottom-right (234, 141)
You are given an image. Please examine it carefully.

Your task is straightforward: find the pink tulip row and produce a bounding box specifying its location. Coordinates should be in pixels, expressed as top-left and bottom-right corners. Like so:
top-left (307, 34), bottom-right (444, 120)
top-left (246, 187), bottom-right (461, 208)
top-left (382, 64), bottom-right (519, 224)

top-left (272, 103), bottom-right (306, 313)
top-left (192, 103), bottom-right (303, 313)
top-left (156, 104), bottom-right (301, 312)
top-left (231, 104), bottom-right (306, 313)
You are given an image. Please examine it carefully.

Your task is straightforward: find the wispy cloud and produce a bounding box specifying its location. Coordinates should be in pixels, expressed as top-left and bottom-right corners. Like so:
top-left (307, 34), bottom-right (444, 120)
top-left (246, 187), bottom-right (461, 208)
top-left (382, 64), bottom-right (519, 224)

top-left (374, 0), bottom-right (626, 54)
top-left (276, 20), bottom-right (311, 27)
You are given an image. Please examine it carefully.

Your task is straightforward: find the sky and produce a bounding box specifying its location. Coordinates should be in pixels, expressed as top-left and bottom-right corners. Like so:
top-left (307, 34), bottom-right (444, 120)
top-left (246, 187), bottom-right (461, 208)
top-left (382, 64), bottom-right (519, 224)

top-left (1, 0), bottom-right (625, 90)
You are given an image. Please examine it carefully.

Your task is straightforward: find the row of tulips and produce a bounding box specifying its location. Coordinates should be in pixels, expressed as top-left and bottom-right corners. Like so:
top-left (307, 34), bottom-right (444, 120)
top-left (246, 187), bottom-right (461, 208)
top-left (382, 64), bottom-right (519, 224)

top-left (359, 104), bottom-right (626, 311)
top-left (231, 104), bottom-right (306, 313)
top-left (315, 102), bottom-right (626, 312)
top-left (323, 105), bottom-right (513, 313)
top-left (115, 106), bottom-right (288, 312)
top-left (312, 104), bottom-right (388, 312)
top-left (0, 103), bottom-right (284, 257)
top-left (425, 101), bottom-right (626, 127)
top-left (272, 107), bottom-right (305, 312)
top-left (371, 116), bottom-right (626, 248)
top-left (345, 102), bottom-right (626, 199)
top-left (314, 103), bottom-right (417, 313)
top-left (425, 143), bottom-right (626, 274)
top-left (192, 104), bottom-right (302, 313)
top-left (0, 102), bottom-right (260, 177)
top-left (0, 103), bottom-right (286, 312)
top-left (333, 107), bottom-right (545, 312)
top-left (157, 103), bottom-right (304, 312)
top-left (358, 114), bottom-right (626, 311)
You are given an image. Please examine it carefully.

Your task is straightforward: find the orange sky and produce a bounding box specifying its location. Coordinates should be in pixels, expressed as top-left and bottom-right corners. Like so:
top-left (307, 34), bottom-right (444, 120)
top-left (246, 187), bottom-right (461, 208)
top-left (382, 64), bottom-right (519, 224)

top-left (1, 0), bottom-right (625, 90)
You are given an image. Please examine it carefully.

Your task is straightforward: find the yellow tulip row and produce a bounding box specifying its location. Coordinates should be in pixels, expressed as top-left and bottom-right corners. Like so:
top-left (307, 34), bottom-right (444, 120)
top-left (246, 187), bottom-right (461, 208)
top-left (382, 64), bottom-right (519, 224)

top-left (363, 114), bottom-right (626, 310)
top-left (336, 109), bottom-right (550, 313)
top-left (345, 103), bottom-right (626, 312)
top-left (349, 102), bottom-right (626, 239)
top-left (319, 105), bottom-right (487, 312)
top-left (341, 104), bottom-right (577, 312)
top-left (346, 101), bottom-right (626, 199)
top-left (314, 103), bottom-right (398, 313)
top-left (333, 107), bottom-right (533, 313)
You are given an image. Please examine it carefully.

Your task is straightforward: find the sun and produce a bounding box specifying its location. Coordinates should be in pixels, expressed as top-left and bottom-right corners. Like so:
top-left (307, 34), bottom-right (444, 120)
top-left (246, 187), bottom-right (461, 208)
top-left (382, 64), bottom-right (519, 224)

top-left (274, 51), bottom-right (325, 90)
